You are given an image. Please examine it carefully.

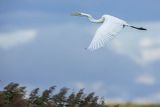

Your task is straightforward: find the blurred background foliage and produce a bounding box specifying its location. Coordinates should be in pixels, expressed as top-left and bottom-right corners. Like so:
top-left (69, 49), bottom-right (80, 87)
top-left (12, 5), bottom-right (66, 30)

top-left (0, 82), bottom-right (159, 107)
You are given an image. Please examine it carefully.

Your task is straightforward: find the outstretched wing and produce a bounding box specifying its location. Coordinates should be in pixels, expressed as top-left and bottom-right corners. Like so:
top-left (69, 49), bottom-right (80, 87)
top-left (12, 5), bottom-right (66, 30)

top-left (87, 19), bottom-right (125, 51)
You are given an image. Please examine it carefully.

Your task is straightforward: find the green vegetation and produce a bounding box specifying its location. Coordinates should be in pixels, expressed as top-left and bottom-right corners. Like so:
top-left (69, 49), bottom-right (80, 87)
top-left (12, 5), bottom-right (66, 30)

top-left (0, 82), bottom-right (106, 107)
top-left (0, 82), bottom-right (159, 107)
top-left (108, 104), bottom-right (160, 107)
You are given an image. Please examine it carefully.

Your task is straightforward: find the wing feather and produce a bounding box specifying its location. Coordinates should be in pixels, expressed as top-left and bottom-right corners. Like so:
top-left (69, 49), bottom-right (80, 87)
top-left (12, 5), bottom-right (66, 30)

top-left (88, 20), bottom-right (124, 51)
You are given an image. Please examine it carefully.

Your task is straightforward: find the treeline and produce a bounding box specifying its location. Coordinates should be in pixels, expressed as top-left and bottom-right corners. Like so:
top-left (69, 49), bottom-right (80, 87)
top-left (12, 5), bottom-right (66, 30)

top-left (0, 82), bottom-right (110, 107)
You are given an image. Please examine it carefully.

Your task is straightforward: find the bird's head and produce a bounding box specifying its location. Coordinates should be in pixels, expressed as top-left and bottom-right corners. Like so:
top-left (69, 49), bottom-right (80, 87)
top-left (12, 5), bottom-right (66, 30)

top-left (71, 12), bottom-right (83, 16)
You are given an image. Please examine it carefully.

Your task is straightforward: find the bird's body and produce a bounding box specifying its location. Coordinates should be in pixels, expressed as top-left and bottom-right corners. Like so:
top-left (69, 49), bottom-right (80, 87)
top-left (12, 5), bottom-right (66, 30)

top-left (72, 12), bottom-right (147, 51)
top-left (103, 15), bottom-right (128, 25)
top-left (88, 15), bottom-right (128, 50)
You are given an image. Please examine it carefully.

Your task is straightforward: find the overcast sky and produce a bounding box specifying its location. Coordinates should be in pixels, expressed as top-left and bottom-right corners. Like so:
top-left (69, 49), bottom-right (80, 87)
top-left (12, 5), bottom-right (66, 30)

top-left (0, 0), bottom-right (160, 104)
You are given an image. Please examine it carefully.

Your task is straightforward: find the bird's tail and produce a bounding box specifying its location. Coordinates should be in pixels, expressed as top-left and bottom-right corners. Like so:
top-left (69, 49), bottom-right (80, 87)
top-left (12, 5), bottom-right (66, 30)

top-left (129, 25), bottom-right (147, 30)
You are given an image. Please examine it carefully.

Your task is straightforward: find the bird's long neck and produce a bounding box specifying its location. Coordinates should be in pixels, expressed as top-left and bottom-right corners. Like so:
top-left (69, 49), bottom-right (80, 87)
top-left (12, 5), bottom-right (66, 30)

top-left (81, 13), bottom-right (104, 23)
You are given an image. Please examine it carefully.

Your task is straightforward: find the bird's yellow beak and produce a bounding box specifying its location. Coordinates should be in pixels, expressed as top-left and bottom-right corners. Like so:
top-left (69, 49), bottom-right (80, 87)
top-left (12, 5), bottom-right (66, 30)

top-left (71, 12), bottom-right (82, 16)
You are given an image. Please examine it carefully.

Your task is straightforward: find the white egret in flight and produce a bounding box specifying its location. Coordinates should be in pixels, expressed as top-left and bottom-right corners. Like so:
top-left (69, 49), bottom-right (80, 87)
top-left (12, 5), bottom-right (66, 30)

top-left (72, 12), bottom-right (147, 51)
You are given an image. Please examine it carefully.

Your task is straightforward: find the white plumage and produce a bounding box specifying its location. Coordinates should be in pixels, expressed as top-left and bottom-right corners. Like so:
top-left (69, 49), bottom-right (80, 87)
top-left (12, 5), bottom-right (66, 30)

top-left (72, 12), bottom-right (147, 51)
top-left (88, 15), bottom-right (128, 50)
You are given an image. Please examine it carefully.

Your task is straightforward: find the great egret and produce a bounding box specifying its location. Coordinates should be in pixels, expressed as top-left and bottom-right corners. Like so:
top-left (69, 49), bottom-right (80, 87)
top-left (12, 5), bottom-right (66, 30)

top-left (72, 12), bottom-right (147, 51)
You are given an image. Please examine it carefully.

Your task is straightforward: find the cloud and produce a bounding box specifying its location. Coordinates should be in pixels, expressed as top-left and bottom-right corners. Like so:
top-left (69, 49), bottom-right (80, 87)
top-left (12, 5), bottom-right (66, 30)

top-left (74, 81), bottom-right (107, 96)
top-left (138, 37), bottom-right (160, 64)
top-left (92, 82), bottom-right (105, 92)
top-left (140, 48), bottom-right (160, 63)
top-left (110, 22), bottom-right (160, 65)
top-left (106, 92), bottom-right (160, 104)
top-left (140, 38), bottom-right (152, 48)
top-left (0, 29), bottom-right (37, 49)
top-left (74, 82), bottom-right (85, 89)
top-left (135, 74), bottom-right (155, 86)
top-left (106, 98), bottom-right (126, 104)
top-left (133, 92), bottom-right (160, 104)
top-left (105, 92), bottom-right (160, 104)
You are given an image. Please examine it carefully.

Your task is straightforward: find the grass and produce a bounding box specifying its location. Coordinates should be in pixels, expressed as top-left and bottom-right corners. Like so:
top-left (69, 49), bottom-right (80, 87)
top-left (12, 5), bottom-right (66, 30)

top-left (108, 104), bottom-right (160, 107)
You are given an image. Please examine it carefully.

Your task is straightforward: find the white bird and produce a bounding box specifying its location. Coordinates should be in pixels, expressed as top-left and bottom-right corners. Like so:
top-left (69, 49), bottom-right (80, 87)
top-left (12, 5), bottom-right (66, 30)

top-left (72, 12), bottom-right (147, 51)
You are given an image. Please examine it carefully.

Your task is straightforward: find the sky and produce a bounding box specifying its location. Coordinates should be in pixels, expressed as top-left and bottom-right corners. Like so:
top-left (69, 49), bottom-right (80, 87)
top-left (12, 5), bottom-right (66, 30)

top-left (0, 0), bottom-right (160, 104)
